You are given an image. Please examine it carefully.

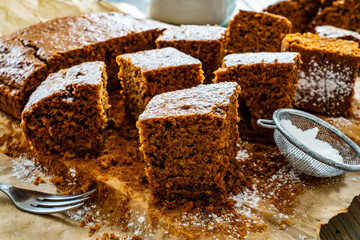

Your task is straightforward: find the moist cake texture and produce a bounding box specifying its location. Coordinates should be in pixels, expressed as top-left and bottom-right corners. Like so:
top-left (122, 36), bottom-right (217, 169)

top-left (21, 61), bottom-right (110, 157)
top-left (137, 82), bottom-right (243, 205)
top-left (315, 25), bottom-right (360, 44)
top-left (224, 10), bottom-right (292, 54)
top-left (312, 0), bottom-right (360, 34)
top-left (0, 12), bottom-right (168, 119)
top-left (117, 47), bottom-right (204, 119)
top-left (214, 52), bottom-right (301, 142)
top-left (265, 0), bottom-right (321, 33)
top-left (156, 25), bottom-right (226, 83)
top-left (0, 39), bottom-right (48, 119)
top-left (282, 33), bottom-right (360, 116)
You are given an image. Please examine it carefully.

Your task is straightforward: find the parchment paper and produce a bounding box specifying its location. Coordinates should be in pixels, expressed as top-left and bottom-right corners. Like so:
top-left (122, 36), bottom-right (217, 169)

top-left (1, 1), bottom-right (360, 239)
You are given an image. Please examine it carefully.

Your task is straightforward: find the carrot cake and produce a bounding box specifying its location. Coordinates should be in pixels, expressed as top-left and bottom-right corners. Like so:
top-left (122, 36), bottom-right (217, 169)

top-left (214, 52), bottom-right (301, 142)
top-left (21, 61), bottom-right (109, 157)
top-left (156, 25), bottom-right (226, 83)
top-left (137, 82), bottom-right (242, 205)
top-left (0, 12), bottom-right (168, 119)
top-left (282, 33), bottom-right (360, 116)
top-left (315, 25), bottom-right (360, 44)
top-left (116, 47), bottom-right (204, 119)
top-left (225, 10), bottom-right (292, 54)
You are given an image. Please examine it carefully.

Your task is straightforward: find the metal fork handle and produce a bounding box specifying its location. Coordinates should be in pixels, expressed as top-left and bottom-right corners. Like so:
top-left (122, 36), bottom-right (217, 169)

top-left (257, 119), bottom-right (278, 129)
top-left (0, 182), bottom-right (10, 191)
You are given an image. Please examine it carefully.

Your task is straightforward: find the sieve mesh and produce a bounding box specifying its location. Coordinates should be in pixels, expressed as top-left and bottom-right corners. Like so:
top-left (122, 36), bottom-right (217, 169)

top-left (259, 109), bottom-right (360, 177)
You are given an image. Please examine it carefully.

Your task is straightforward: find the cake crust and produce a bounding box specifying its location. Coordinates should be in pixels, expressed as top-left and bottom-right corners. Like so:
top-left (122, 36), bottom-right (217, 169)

top-left (117, 47), bottom-right (204, 119)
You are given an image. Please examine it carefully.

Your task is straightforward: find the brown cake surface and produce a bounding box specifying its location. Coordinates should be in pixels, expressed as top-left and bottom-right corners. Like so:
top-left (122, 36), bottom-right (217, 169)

top-left (265, 0), bottom-right (321, 33)
top-left (21, 61), bottom-right (109, 157)
top-left (0, 12), bottom-right (168, 119)
top-left (282, 33), bottom-right (360, 116)
top-left (137, 82), bottom-right (243, 205)
top-left (315, 25), bottom-right (360, 44)
top-left (225, 10), bottom-right (292, 54)
top-left (117, 47), bottom-right (204, 119)
top-left (156, 25), bottom-right (226, 83)
top-left (312, 0), bottom-right (360, 33)
top-left (0, 39), bottom-right (48, 119)
top-left (214, 52), bottom-right (301, 142)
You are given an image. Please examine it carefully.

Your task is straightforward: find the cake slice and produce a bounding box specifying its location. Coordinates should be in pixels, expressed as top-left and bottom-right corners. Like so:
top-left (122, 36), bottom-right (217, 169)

top-left (21, 61), bottom-right (110, 157)
top-left (214, 52), bottom-right (301, 142)
top-left (137, 82), bottom-right (243, 205)
top-left (0, 39), bottom-right (48, 119)
top-left (1, 12), bottom-right (168, 119)
top-left (156, 25), bottom-right (226, 83)
top-left (117, 47), bottom-right (204, 119)
top-left (282, 33), bottom-right (360, 116)
top-left (224, 10), bottom-right (292, 54)
top-left (315, 25), bottom-right (360, 44)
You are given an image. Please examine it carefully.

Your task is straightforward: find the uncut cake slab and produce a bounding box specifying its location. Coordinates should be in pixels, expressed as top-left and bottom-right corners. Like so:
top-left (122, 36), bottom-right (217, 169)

top-left (2, 1), bottom-right (360, 240)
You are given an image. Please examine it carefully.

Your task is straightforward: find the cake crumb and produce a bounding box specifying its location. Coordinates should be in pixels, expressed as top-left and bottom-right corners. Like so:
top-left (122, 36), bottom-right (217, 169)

top-left (89, 223), bottom-right (101, 236)
top-left (33, 175), bottom-right (45, 185)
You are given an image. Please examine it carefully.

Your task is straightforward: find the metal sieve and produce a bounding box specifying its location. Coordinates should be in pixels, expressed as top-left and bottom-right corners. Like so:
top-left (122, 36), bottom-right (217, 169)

top-left (257, 108), bottom-right (360, 177)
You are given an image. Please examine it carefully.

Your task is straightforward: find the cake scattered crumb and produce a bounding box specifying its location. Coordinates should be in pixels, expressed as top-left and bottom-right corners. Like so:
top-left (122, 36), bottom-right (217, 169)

top-left (80, 220), bottom-right (86, 227)
top-left (33, 175), bottom-right (45, 185)
top-left (89, 223), bottom-right (101, 236)
top-left (49, 176), bottom-right (66, 186)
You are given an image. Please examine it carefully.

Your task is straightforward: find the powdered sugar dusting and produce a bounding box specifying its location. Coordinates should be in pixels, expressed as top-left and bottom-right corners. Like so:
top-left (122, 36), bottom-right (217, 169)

top-left (66, 204), bottom-right (99, 223)
top-left (294, 58), bottom-right (354, 114)
top-left (236, 149), bottom-right (250, 162)
top-left (12, 157), bottom-right (48, 183)
top-left (281, 119), bottom-right (344, 163)
top-left (69, 167), bottom-right (77, 178)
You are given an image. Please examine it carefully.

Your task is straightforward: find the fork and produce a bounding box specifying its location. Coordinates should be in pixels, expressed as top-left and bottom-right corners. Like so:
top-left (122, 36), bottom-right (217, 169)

top-left (0, 182), bottom-right (95, 214)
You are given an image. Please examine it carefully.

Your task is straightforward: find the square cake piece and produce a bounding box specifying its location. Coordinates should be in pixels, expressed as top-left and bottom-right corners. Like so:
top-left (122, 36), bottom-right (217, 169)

top-left (315, 25), bottom-right (360, 44)
top-left (21, 61), bottom-right (110, 157)
top-left (156, 25), bottom-right (226, 83)
top-left (282, 33), bottom-right (360, 116)
top-left (137, 82), bottom-right (243, 205)
top-left (117, 47), bottom-right (204, 119)
top-left (214, 52), bottom-right (301, 142)
top-left (225, 10), bottom-right (292, 54)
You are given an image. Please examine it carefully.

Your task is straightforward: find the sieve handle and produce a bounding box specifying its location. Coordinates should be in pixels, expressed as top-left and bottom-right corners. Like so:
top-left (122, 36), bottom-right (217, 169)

top-left (257, 119), bottom-right (277, 129)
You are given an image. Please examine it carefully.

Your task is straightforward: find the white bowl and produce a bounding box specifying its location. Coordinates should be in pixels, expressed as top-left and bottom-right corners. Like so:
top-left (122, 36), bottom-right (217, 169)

top-left (147, 0), bottom-right (228, 25)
